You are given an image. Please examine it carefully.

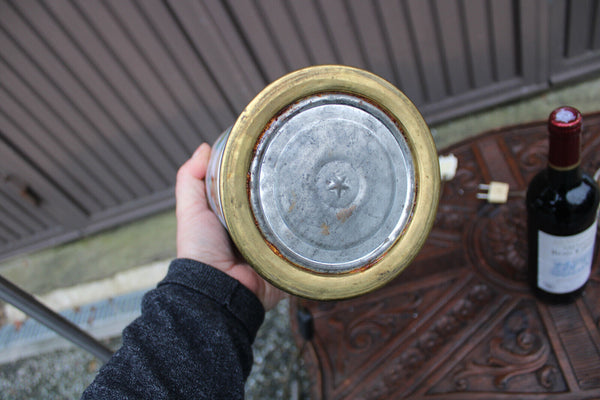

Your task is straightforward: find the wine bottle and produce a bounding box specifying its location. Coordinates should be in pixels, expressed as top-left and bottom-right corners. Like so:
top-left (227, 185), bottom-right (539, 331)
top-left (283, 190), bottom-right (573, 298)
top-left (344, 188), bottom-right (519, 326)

top-left (526, 106), bottom-right (600, 303)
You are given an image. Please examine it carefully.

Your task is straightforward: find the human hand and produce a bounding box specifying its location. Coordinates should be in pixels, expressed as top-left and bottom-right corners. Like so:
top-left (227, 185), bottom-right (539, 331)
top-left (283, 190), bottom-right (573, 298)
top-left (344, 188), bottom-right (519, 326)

top-left (175, 143), bottom-right (286, 310)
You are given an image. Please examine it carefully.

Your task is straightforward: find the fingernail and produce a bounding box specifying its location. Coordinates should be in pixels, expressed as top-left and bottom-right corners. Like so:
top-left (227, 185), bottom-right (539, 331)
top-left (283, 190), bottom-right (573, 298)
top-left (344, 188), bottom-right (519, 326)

top-left (192, 143), bottom-right (206, 158)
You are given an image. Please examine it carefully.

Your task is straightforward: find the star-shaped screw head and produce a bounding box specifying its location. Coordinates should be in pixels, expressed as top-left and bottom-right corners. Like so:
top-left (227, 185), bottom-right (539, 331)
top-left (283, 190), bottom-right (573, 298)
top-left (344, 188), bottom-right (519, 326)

top-left (327, 176), bottom-right (350, 198)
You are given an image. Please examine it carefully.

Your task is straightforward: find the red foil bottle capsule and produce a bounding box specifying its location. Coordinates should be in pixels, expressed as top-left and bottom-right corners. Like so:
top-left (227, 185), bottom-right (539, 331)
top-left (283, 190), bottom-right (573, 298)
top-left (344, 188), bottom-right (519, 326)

top-left (548, 106), bottom-right (582, 170)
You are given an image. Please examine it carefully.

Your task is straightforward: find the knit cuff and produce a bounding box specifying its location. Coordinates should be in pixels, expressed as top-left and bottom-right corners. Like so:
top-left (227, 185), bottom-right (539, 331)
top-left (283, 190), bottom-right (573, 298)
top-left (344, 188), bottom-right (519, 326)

top-left (157, 258), bottom-right (265, 339)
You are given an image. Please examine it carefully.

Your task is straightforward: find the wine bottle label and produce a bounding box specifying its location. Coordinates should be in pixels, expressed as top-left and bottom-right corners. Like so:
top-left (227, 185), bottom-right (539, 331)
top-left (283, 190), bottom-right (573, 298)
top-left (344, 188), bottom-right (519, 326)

top-left (538, 221), bottom-right (598, 294)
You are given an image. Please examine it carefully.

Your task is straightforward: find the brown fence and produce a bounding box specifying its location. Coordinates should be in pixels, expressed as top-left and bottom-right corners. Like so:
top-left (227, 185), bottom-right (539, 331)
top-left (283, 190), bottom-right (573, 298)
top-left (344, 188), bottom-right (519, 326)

top-left (1, 0), bottom-right (599, 260)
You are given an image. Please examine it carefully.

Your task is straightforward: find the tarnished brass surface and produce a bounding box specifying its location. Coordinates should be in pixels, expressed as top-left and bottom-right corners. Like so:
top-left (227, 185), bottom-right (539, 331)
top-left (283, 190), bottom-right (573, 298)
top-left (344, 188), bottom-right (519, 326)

top-left (220, 65), bottom-right (440, 300)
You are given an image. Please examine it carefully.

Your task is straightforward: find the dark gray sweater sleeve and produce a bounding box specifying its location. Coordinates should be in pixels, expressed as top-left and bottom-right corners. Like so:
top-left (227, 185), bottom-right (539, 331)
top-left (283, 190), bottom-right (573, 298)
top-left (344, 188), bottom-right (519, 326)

top-left (81, 258), bottom-right (265, 399)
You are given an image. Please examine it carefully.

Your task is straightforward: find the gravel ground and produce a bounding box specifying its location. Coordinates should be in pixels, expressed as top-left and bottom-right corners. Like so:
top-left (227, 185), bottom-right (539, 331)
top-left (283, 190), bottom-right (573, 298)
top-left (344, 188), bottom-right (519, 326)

top-left (246, 300), bottom-right (310, 400)
top-left (0, 337), bottom-right (116, 400)
top-left (0, 299), bottom-right (310, 399)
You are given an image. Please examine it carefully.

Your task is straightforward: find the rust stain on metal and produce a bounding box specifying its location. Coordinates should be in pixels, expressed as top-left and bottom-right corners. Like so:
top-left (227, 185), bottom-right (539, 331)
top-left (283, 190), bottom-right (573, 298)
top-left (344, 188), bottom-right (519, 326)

top-left (321, 223), bottom-right (330, 235)
top-left (265, 240), bottom-right (285, 259)
top-left (336, 205), bottom-right (356, 223)
top-left (246, 171), bottom-right (252, 209)
top-left (288, 191), bottom-right (297, 212)
top-left (348, 251), bottom-right (388, 275)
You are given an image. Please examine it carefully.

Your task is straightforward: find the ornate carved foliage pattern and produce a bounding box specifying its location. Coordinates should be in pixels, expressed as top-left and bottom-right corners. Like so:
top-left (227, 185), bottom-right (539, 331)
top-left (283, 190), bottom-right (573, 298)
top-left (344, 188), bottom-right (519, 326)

top-left (430, 301), bottom-right (566, 395)
top-left (291, 113), bottom-right (600, 399)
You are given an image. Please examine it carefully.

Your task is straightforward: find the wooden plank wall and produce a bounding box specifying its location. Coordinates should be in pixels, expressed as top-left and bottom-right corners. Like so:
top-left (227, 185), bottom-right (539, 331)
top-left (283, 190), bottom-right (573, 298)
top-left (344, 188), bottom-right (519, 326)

top-left (0, 0), bottom-right (599, 260)
top-left (550, 0), bottom-right (600, 82)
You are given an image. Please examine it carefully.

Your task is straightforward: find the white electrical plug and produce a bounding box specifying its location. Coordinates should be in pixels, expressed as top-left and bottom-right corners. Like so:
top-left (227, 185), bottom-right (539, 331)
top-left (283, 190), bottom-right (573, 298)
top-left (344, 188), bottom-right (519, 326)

top-left (477, 181), bottom-right (510, 203)
top-left (439, 154), bottom-right (458, 181)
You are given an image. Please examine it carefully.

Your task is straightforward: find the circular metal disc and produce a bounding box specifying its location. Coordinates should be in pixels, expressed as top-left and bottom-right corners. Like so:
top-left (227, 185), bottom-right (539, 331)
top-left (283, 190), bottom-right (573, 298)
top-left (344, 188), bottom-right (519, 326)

top-left (249, 94), bottom-right (415, 274)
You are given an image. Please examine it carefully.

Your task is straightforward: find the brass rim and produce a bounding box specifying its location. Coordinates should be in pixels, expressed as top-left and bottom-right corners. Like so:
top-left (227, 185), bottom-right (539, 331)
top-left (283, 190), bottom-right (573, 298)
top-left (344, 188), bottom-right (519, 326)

top-left (220, 65), bottom-right (440, 300)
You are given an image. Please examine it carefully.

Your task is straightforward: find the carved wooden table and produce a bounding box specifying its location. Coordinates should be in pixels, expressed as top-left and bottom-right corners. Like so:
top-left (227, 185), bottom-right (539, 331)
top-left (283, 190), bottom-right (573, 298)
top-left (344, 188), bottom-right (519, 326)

top-left (290, 113), bottom-right (600, 399)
